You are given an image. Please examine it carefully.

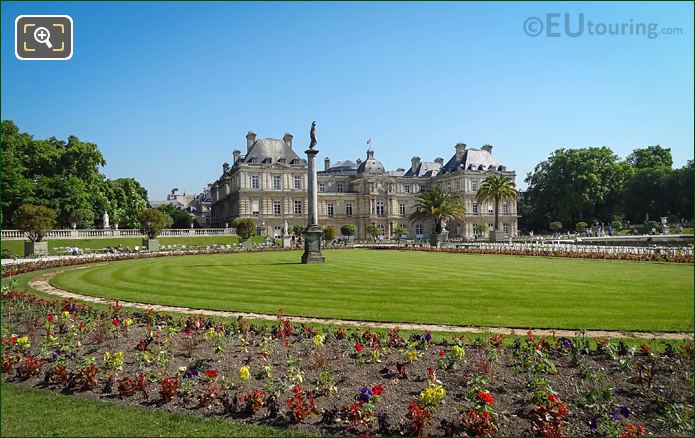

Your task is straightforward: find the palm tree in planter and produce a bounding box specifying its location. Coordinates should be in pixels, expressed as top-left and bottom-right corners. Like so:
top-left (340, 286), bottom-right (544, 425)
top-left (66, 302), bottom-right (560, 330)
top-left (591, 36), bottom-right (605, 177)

top-left (393, 224), bottom-right (408, 243)
top-left (366, 224), bottom-right (381, 242)
top-left (476, 176), bottom-right (518, 241)
top-left (13, 205), bottom-right (57, 256)
top-left (409, 186), bottom-right (465, 247)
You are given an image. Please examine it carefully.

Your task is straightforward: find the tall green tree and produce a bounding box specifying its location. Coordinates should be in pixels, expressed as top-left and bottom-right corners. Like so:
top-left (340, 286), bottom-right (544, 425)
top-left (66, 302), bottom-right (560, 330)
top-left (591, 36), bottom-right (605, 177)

top-left (409, 186), bottom-right (465, 234)
top-left (626, 145), bottom-right (673, 169)
top-left (1, 120), bottom-right (149, 229)
top-left (156, 203), bottom-right (192, 229)
top-left (524, 147), bottom-right (630, 230)
top-left (475, 175), bottom-right (518, 231)
top-left (103, 178), bottom-right (149, 228)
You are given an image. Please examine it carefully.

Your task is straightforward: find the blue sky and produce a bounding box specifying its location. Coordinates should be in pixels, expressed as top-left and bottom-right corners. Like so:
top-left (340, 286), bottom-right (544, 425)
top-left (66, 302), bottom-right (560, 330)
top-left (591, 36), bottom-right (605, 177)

top-left (2, 1), bottom-right (693, 199)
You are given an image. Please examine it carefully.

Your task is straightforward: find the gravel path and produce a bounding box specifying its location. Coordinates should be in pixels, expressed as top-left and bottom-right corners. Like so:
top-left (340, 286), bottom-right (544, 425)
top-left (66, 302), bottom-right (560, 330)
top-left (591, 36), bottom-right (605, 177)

top-left (28, 266), bottom-right (693, 341)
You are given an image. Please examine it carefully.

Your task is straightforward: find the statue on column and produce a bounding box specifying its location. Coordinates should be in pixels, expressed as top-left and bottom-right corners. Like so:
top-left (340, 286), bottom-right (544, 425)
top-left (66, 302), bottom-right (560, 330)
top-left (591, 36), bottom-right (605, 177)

top-left (284, 220), bottom-right (289, 236)
top-left (102, 211), bottom-right (110, 229)
top-left (309, 121), bottom-right (317, 150)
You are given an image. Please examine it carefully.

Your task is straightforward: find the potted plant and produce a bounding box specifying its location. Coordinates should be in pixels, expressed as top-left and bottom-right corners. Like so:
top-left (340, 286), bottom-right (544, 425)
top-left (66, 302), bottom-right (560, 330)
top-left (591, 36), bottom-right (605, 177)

top-left (409, 186), bottom-right (465, 247)
top-left (13, 205), bottom-right (56, 256)
top-left (394, 224), bottom-right (408, 243)
top-left (232, 218), bottom-right (256, 247)
top-left (340, 224), bottom-right (357, 242)
top-left (475, 223), bottom-right (489, 240)
top-left (138, 208), bottom-right (170, 251)
top-left (475, 176), bottom-right (518, 242)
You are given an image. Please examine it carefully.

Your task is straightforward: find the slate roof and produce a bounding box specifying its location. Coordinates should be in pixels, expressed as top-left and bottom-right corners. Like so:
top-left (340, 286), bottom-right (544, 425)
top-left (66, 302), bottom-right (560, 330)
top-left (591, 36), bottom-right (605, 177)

top-left (242, 138), bottom-right (302, 164)
top-left (439, 148), bottom-right (504, 174)
top-left (404, 161), bottom-right (442, 177)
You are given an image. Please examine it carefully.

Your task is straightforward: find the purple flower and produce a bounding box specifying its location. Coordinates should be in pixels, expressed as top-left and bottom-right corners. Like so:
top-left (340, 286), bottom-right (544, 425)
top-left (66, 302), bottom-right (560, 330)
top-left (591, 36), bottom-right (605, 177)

top-left (610, 411), bottom-right (622, 421)
top-left (357, 386), bottom-right (372, 403)
top-left (183, 369), bottom-right (199, 379)
top-left (589, 418), bottom-right (598, 432)
top-left (133, 312), bottom-right (142, 318)
top-left (51, 349), bottom-right (62, 359)
top-left (424, 332), bottom-right (432, 342)
top-left (410, 334), bottom-right (422, 342)
top-left (558, 337), bottom-right (573, 350)
top-left (620, 405), bottom-right (631, 418)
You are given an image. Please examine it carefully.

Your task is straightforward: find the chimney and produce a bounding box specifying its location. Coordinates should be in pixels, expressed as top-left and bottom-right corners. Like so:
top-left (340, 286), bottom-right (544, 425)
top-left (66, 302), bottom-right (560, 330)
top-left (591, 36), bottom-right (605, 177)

top-left (283, 132), bottom-right (293, 149)
top-left (455, 143), bottom-right (467, 161)
top-left (233, 149), bottom-right (241, 163)
top-left (222, 162), bottom-right (230, 173)
top-left (410, 156), bottom-right (421, 173)
top-left (246, 131), bottom-right (257, 152)
top-left (481, 144), bottom-right (493, 154)
top-left (324, 157), bottom-right (331, 171)
top-left (434, 157), bottom-right (444, 165)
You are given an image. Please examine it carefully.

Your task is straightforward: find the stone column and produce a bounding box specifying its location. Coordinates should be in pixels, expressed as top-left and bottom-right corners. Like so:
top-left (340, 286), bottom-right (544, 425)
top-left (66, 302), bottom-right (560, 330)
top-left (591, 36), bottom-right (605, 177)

top-left (302, 148), bottom-right (325, 263)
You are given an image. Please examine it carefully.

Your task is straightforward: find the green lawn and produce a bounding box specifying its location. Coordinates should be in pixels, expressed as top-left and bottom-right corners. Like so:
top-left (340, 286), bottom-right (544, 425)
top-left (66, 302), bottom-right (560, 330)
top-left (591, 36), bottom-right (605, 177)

top-left (50, 249), bottom-right (694, 332)
top-left (0, 235), bottom-right (271, 257)
top-left (0, 383), bottom-right (296, 437)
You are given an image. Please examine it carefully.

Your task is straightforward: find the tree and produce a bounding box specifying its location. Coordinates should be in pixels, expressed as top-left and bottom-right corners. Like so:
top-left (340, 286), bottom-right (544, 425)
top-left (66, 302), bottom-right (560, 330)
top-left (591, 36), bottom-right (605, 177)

top-left (575, 221), bottom-right (588, 233)
top-left (366, 224), bottom-right (381, 239)
top-left (322, 225), bottom-right (336, 241)
top-left (476, 176), bottom-right (519, 231)
top-left (524, 147), bottom-right (630, 229)
top-left (549, 221), bottom-right (563, 233)
top-left (340, 224), bottom-right (356, 239)
top-left (409, 186), bottom-right (465, 234)
top-left (291, 225), bottom-right (307, 237)
top-left (233, 218), bottom-right (256, 241)
top-left (394, 225), bottom-right (408, 240)
top-left (626, 145), bottom-right (673, 169)
top-left (156, 203), bottom-right (192, 229)
top-left (475, 223), bottom-right (488, 238)
top-left (622, 167), bottom-right (670, 223)
top-left (13, 205), bottom-right (57, 242)
top-left (103, 178), bottom-right (149, 228)
top-left (70, 208), bottom-right (95, 229)
top-left (1, 120), bottom-right (149, 229)
top-left (138, 208), bottom-right (171, 240)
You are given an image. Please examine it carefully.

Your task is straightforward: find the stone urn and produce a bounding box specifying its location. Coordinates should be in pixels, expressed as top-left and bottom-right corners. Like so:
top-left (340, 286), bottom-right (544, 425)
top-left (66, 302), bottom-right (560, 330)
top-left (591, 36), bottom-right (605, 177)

top-left (143, 238), bottom-right (160, 252)
top-left (25, 240), bottom-right (48, 257)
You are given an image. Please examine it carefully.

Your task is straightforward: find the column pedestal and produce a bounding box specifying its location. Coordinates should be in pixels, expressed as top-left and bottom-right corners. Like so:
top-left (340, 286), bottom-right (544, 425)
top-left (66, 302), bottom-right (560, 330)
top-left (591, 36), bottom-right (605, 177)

top-left (302, 148), bottom-right (325, 264)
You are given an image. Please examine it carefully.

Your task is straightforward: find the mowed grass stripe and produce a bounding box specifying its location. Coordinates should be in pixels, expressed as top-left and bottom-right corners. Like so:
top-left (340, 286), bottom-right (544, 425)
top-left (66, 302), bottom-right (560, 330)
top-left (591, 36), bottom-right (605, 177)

top-left (50, 249), bottom-right (693, 331)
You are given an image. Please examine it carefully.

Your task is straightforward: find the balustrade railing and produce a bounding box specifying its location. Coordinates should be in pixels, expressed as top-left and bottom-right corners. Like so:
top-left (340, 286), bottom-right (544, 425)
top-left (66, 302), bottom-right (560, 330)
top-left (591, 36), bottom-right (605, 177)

top-left (1, 228), bottom-right (237, 240)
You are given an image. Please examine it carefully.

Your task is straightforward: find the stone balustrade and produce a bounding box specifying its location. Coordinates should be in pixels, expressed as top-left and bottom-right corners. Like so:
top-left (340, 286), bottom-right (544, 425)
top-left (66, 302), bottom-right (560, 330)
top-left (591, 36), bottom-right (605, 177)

top-left (1, 228), bottom-right (237, 241)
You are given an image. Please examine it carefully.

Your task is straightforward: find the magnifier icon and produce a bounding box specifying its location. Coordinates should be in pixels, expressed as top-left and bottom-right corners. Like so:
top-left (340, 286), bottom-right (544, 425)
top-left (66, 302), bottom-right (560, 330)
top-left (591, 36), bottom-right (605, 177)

top-left (33, 26), bottom-right (53, 49)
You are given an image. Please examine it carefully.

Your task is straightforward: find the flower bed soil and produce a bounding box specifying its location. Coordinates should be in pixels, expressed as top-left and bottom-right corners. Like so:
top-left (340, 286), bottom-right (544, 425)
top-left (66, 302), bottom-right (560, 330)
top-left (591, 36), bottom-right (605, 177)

top-left (2, 290), bottom-right (693, 437)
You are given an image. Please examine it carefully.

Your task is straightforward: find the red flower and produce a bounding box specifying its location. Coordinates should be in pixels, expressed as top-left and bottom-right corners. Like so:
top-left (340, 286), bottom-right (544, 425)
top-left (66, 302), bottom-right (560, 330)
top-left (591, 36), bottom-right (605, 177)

top-left (47, 314), bottom-right (54, 322)
top-left (477, 391), bottom-right (495, 405)
top-left (184, 331), bottom-right (192, 336)
top-left (438, 349), bottom-right (446, 357)
top-left (355, 342), bottom-right (363, 353)
top-left (204, 369), bottom-right (218, 379)
top-left (10, 337), bottom-right (17, 344)
top-left (112, 318), bottom-right (120, 327)
top-left (372, 385), bottom-right (384, 395)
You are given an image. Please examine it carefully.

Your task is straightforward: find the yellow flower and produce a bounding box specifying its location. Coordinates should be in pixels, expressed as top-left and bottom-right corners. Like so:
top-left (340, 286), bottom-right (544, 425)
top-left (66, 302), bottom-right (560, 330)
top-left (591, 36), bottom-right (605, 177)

top-left (239, 366), bottom-right (251, 381)
top-left (312, 334), bottom-right (325, 348)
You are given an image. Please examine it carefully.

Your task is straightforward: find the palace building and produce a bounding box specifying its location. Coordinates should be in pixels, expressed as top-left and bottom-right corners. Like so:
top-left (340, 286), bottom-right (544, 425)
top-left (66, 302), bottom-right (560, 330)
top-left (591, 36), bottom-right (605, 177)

top-left (210, 131), bottom-right (518, 240)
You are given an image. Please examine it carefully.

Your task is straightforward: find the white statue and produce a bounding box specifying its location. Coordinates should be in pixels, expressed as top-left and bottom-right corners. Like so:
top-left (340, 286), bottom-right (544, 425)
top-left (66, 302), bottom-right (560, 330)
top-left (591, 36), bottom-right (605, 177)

top-left (102, 211), bottom-right (110, 229)
top-left (284, 220), bottom-right (289, 235)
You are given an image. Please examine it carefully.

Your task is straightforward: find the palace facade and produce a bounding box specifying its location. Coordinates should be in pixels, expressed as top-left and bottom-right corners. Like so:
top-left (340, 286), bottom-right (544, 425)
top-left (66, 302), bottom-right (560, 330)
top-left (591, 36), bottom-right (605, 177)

top-left (210, 131), bottom-right (518, 240)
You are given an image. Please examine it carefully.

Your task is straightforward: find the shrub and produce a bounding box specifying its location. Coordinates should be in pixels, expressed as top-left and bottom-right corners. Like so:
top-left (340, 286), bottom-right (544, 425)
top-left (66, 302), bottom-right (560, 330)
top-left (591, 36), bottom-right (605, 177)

top-left (322, 225), bottom-right (336, 241)
top-left (12, 205), bottom-right (57, 242)
top-left (70, 208), bottom-right (95, 229)
top-left (575, 221), bottom-right (588, 233)
top-left (138, 208), bottom-right (171, 239)
top-left (233, 218), bottom-right (256, 240)
top-left (549, 221), bottom-right (563, 232)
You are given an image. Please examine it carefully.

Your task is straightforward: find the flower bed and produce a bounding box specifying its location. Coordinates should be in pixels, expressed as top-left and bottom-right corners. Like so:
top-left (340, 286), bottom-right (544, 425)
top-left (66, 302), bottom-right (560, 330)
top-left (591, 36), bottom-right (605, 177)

top-left (1, 290), bottom-right (693, 436)
top-left (369, 245), bottom-right (694, 264)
